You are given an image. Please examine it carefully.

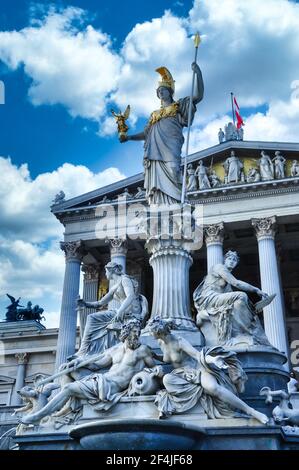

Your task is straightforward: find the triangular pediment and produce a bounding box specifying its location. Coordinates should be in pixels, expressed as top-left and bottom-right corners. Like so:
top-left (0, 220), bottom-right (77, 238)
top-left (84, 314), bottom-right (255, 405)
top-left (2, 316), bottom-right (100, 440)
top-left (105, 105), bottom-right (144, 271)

top-left (0, 375), bottom-right (15, 385)
top-left (52, 172), bottom-right (144, 214)
top-left (52, 140), bottom-right (299, 215)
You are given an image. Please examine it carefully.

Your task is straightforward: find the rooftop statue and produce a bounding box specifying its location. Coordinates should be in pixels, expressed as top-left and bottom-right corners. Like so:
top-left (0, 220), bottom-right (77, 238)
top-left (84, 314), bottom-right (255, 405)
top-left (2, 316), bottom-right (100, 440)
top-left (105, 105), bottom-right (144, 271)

top-left (134, 186), bottom-right (146, 199)
top-left (186, 164), bottom-right (198, 191)
top-left (194, 250), bottom-right (275, 348)
top-left (52, 191), bottom-right (65, 205)
top-left (237, 127), bottom-right (244, 141)
top-left (148, 317), bottom-right (268, 424)
top-left (224, 122), bottom-right (238, 141)
top-left (16, 301), bottom-right (45, 322)
top-left (259, 151), bottom-right (274, 181)
top-left (218, 128), bottom-right (225, 144)
top-left (273, 151), bottom-right (286, 179)
top-left (5, 294), bottom-right (22, 322)
top-left (291, 160), bottom-right (299, 177)
top-left (5, 294), bottom-right (45, 323)
top-left (20, 320), bottom-right (157, 425)
top-left (247, 167), bottom-right (261, 183)
top-left (75, 261), bottom-right (148, 357)
top-left (119, 64), bottom-right (204, 204)
top-left (195, 160), bottom-right (211, 190)
top-left (209, 169), bottom-right (221, 188)
top-left (223, 151), bottom-right (244, 184)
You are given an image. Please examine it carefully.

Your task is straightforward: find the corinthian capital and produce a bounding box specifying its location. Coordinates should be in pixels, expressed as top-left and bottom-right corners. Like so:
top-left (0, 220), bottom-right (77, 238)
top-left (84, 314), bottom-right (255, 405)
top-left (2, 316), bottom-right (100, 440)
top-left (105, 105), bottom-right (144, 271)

top-left (252, 216), bottom-right (277, 240)
top-left (105, 237), bottom-right (128, 256)
top-left (15, 352), bottom-right (29, 364)
top-left (82, 263), bottom-right (101, 281)
top-left (60, 240), bottom-right (85, 261)
top-left (204, 223), bottom-right (224, 246)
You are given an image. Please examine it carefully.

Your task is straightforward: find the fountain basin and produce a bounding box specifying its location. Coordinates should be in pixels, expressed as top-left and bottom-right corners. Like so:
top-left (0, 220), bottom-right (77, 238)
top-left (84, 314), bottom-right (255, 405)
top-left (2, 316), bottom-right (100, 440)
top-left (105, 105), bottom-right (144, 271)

top-left (69, 419), bottom-right (206, 450)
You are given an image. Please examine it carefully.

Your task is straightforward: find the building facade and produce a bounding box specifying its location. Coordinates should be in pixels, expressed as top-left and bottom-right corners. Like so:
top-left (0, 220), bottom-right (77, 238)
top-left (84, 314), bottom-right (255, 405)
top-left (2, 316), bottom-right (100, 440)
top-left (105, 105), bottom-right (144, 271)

top-left (51, 139), bottom-right (299, 369)
top-left (1, 137), bottom-right (299, 442)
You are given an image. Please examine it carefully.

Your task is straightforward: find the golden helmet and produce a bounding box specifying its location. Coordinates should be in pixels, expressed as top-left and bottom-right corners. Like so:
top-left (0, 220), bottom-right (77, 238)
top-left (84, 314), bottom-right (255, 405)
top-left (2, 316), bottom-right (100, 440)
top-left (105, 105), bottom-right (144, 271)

top-left (156, 67), bottom-right (175, 94)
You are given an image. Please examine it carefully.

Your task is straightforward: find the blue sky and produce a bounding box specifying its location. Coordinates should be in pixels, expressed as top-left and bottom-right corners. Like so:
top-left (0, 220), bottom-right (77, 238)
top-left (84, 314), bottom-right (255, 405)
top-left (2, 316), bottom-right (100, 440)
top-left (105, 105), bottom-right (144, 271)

top-left (0, 0), bottom-right (299, 326)
top-left (0, 0), bottom-right (194, 178)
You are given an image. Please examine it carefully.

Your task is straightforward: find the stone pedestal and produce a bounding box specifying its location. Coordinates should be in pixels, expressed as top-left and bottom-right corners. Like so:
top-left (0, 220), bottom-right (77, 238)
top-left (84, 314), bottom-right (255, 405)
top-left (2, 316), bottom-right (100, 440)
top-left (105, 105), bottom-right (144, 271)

top-left (236, 347), bottom-right (289, 414)
top-left (0, 320), bottom-right (45, 334)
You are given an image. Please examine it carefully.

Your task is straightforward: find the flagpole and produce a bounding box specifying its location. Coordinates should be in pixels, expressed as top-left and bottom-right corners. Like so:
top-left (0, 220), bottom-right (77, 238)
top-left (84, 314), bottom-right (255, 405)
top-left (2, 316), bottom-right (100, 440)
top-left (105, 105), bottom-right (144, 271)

top-left (181, 32), bottom-right (201, 205)
top-left (231, 92), bottom-right (236, 127)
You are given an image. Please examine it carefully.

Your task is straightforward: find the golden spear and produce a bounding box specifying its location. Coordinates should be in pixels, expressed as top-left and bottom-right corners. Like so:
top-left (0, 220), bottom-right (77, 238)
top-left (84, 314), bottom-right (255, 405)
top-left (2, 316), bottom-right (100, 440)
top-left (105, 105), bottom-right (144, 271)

top-left (181, 32), bottom-right (201, 204)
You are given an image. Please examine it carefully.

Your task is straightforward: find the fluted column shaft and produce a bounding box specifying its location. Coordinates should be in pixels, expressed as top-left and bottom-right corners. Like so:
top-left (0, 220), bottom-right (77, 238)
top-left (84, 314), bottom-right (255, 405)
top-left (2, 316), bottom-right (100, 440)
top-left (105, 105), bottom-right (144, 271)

top-left (105, 238), bottom-right (128, 310)
top-left (252, 217), bottom-right (289, 356)
top-left (106, 238), bottom-right (127, 272)
top-left (81, 264), bottom-right (100, 335)
top-left (55, 241), bottom-right (85, 370)
top-left (204, 223), bottom-right (224, 272)
top-left (12, 353), bottom-right (28, 405)
top-left (147, 240), bottom-right (196, 331)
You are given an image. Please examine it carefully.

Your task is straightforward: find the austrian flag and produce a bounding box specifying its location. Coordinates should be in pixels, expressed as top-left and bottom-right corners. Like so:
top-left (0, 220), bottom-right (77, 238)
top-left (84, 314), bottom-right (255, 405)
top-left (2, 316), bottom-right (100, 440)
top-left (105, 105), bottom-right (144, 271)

top-left (234, 96), bottom-right (245, 129)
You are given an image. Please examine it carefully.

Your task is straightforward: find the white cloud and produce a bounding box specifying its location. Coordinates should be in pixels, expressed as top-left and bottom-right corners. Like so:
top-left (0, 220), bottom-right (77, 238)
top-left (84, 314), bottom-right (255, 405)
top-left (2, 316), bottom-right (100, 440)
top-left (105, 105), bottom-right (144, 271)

top-left (111, 0), bottom-right (299, 146)
top-left (0, 6), bottom-right (122, 119)
top-left (0, 156), bottom-right (125, 242)
top-left (0, 238), bottom-right (64, 298)
top-left (1, 1), bottom-right (299, 142)
top-left (0, 157), bottom-right (125, 326)
top-left (113, 11), bottom-right (191, 118)
top-left (43, 311), bottom-right (61, 329)
top-left (244, 94), bottom-right (299, 142)
top-left (192, 91), bottom-right (299, 150)
top-left (188, 114), bottom-right (231, 154)
top-left (188, 0), bottom-right (299, 115)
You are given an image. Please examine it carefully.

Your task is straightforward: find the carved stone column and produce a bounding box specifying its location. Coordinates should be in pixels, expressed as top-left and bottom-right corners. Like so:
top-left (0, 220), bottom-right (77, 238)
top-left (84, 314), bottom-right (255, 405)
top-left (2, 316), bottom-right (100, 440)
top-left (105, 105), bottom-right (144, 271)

top-left (106, 238), bottom-right (128, 272)
top-left (141, 205), bottom-right (204, 347)
top-left (12, 353), bottom-right (28, 405)
top-left (55, 241), bottom-right (85, 370)
top-left (252, 217), bottom-right (289, 356)
top-left (105, 238), bottom-right (128, 310)
top-left (146, 239), bottom-right (197, 332)
top-left (204, 223), bottom-right (224, 271)
top-left (80, 264), bottom-right (101, 335)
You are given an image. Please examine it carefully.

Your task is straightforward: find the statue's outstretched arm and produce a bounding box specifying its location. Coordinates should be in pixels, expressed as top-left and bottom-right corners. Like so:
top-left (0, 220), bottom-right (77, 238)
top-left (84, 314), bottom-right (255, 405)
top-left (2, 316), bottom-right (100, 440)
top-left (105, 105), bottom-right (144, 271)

top-left (120, 131), bottom-right (145, 143)
top-left (217, 265), bottom-right (265, 296)
top-left (97, 282), bottom-right (119, 306)
top-left (128, 132), bottom-right (146, 141)
top-left (78, 282), bottom-right (118, 310)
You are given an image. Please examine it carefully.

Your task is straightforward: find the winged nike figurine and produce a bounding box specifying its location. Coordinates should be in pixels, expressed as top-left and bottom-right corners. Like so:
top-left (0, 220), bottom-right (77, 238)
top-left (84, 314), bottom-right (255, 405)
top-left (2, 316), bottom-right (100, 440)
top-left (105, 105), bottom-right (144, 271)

top-left (111, 105), bottom-right (130, 137)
